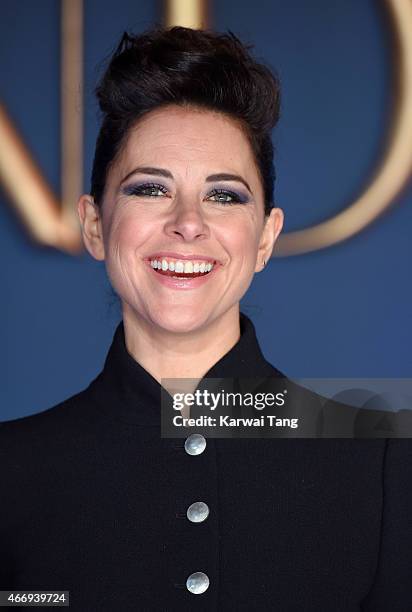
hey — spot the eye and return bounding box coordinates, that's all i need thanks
[207,189,246,205]
[122,182,168,197]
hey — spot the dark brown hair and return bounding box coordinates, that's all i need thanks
[91,26,281,215]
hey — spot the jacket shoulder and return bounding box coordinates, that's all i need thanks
[0,376,102,448]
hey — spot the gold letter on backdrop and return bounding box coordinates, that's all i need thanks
[273,0,412,256]
[0,0,83,254]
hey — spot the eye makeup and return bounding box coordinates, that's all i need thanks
[120,182,250,205]
[207,188,249,205]
[121,182,168,197]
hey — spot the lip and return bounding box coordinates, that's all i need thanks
[145,251,219,264]
[144,258,222,290]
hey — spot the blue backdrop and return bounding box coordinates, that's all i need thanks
[1,0,411,421]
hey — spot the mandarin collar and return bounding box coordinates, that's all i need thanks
[91,312,284,425]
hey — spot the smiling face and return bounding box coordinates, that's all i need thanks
[78,104,283,334]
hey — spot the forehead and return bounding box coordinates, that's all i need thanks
[115,105,259,180]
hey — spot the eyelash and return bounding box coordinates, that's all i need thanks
[123,182,246,205]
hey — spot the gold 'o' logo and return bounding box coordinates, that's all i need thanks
[0,0,411,257]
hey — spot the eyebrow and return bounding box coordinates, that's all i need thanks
[119,166,252,193]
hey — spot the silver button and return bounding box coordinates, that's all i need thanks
[184,433,206,455]
[186,571,210,594]
[186,501,210,523]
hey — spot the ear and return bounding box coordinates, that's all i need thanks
[255,207,284,272]
[77,195,105,261]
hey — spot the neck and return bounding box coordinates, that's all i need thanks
[122,304,241,387]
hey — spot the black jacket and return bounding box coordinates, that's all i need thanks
[1,313,411,610]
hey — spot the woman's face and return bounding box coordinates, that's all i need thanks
[79,105,283,334]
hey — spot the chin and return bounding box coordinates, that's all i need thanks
[147,305,214,334]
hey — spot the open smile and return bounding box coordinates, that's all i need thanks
[143,258,221,290]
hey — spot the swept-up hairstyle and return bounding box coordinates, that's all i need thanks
[91,26,281,215]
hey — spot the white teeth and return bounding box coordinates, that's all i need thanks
[149,258,215,274]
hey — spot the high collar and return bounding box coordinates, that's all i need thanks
[91,312,284,425]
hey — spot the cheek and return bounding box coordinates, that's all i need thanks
[105,210,153,258]
[103,213,154,288]
[218,216,260,264]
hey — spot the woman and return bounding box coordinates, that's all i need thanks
[0,26,410,611]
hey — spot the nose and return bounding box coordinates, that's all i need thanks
[163,197,209,241]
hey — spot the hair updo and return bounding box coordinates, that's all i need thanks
[91,26,281,216]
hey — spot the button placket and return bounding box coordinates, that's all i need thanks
[177,434,211,595]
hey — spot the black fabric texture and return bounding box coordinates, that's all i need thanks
[0,312,411,610]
